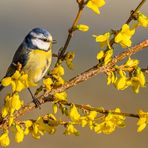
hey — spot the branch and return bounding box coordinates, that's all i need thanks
[0,39,147,129]
[59,101,140,119]
[56,2,84,65]
[48,40,148,95]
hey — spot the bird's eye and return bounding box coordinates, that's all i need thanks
[42,38,48,42]
[43,39,47,42]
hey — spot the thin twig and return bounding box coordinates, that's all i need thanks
[56,3,84,65]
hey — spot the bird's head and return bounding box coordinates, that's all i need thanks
[24,28,56,51]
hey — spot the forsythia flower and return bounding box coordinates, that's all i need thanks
[115,76,128,90]
[51,65,65,86]
[129,68,145,94]
[2,93,23,118]
[52,103,58,114]
[0,131,10,147]
[115,24,135,48]
[31,116,56,139]
[94,32,110,49]
[87,111,97,121]
[104,49,113,65]
[125,57,139,67]
[87,0,105,14]
[137,12,148,27]
[43,77,53,90]
[137,110,148,132]
[65,51,75,69]
[24,120,33,135]
[107,72,116,85]
[96,50,104,60]
[15,125,24,143]
[51,65,64,76]
[77,24,89,32]
[1,70,30,92]
[54,92,67,101]
[64,124,79,136]
[69,105,81,122]
[94,108,125,134]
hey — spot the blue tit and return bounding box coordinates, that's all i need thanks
[0,27,56,107]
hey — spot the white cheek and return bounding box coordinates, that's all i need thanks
[32,39,50,50]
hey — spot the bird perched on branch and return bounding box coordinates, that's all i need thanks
[0,27,56,107]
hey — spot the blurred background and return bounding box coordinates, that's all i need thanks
[0,0,148,147]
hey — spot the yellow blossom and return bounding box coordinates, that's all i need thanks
[115,76,127,90]
[77,24,89,32]
[51,65,64,76]
[96,50,104,60]
[1,77,12,87]
[93,108,125,134]
[131,69,145,93]
[15,125,24,143]
[137,110,148,132]
[87,111,97,120]
[104,49,113,65]
[0,132,10,147]
[54,92,67,101]
[2,70,30,92]
[53,74,65,86]
[107,72,116,85]
[53,103,58,114]
[87,0,105,14]
[11,93,23,111]
[125,57,139,67]
[9,116,14,126]
[65,51,75,69]
[2,93,23,118]
[64,124,79,136]
[43,78,53,90]
[69,105,80,121]
[94,32,110,49]
[115,24,135,48]
[24,120,33,135]
[81,119,88,127]
[137,12,148,27]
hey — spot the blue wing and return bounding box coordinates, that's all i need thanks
[5,43,29,77]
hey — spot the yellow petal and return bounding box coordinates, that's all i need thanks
[15,126,24,143]
[0,132,10,147]
[115,76,127,90]
[96,50,104,60]
[11,70,21,79]
[69,105,80,121]
[77,24,89,32]
[1,77,12,87]
[137,123,147,132]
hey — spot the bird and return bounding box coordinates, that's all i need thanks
[0,27,56,107]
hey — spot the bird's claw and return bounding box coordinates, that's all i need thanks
[32,97,41,109]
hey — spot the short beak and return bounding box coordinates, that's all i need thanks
[52,39,57,44]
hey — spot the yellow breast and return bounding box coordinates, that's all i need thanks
[23,49,52,84]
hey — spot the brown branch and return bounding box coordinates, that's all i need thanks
[0,39,147,129]
[59,101,140,118]
[56,2,84,65]
[126,0,146,24]
[48,40,148,95]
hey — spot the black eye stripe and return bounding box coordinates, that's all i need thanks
[40,38,49,42]
[31,35,49,42]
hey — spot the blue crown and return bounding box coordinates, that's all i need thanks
[31,28,50,38]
